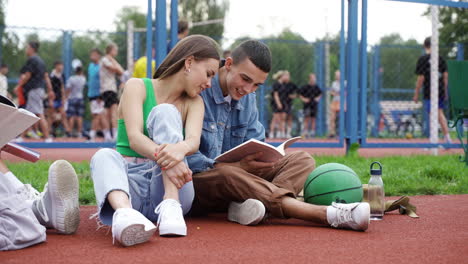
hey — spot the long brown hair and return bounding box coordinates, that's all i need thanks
[153,35,220,79]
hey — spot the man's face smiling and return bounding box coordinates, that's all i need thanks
[224,58,268,100]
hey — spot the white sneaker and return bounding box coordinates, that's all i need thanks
[44,137,54,143]
[228,199,266,226]
[32,160,80,234]
[327,202,370,231]
[112,208,157,247]
[154,199,187,236]
[14,137,24,143]
[16,184,40,200]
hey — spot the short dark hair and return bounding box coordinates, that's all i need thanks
[75,66,83,74]
[178,20,189,34]
[424,37,431,49]
[231,40,272,73]
[106,43,117,54]
[28,41,40,52]
[91,48,103,56]
[54,60,63,67]
[0,63,8,68]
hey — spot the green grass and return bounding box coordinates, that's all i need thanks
[5,155,468,205]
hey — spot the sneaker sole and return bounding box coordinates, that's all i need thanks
[120,224,157,246]
[48,160,80,234]
[159,224,187,236]
[228,199,265,226]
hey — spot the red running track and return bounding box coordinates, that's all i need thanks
[2,195,468,264]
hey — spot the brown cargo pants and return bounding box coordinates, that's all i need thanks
[191,151,315,218]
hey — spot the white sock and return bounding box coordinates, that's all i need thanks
[89,130,96,139]
[326,206,336,225]
[1,171,24,190]
[112,128,118,139]
[104,129,112,140]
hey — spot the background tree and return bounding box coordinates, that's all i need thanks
[112,6,147,67]
[179,0,229,43]
[425,6,468,59]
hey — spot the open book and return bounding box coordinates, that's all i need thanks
[0,95,41,162]
[215,136,301,163]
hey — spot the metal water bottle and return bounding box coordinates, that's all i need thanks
[368,162,385,220]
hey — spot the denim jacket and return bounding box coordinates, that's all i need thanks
[187,75,265,173]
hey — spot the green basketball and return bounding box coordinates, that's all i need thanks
[304,163,363,205]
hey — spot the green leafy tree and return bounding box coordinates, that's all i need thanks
[438,6,468,59]
[425,6,468,59]
[112,6,147,67]
[179,0,229,43]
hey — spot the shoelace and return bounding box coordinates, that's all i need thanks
[16,184,40,200]
[35,183,50,224]
[154,199,181,228]
[331,202,357,227]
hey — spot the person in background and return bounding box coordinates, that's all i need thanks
[413,37,451,143]
[87,48,105,142]
[269,70,287,139]
[132,48,156,79]
[299,73,322,138]
[66,66,86,138]
[47,61,72,138]
[99,43,124,142]
[15,41,54,143]
[0,64,10,98]
[167,20,190,53]
[283,72,298,138]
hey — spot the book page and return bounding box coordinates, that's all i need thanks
[0,104,40,148]
[276,136,302,155]
[215,139,284,163]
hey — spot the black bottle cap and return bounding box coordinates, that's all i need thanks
[370,161,382,176]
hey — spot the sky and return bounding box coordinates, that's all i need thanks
[5,0,433,47]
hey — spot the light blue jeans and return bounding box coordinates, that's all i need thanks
[90,104,194,225]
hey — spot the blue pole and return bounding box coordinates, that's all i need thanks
[170,0,179,50]
[371,46,381,137]
[456,43,464,61]
[155,0,167,67]
[339,0,346,145]
[146,0,153,78]
[62,31,72,81]
[348,0,359,145]
[359,0,368,144]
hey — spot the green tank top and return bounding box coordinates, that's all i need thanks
[116,78,157,157]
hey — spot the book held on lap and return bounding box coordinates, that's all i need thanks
[0,95,41,162]
[215,136,302,163]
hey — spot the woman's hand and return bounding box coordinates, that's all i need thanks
[155,142,190,170]
[163,161,192,189]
